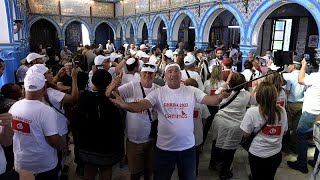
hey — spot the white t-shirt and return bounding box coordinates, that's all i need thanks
[240,106,288,158]
[121,73,140,85]
[9,99,59,174]
[193,103,210,146]
[181,69,204,91]
[145,85,206,151]
[302,73,320,114]
[46,88,68,136]
[149,55,158,65]
[118,82,160,143]
[208,58,222,73]
[0,126,6,174]
[203,80,225,95]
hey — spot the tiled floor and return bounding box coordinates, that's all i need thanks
[66,132,315,180]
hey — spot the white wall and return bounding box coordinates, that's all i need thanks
[0,2,10,43]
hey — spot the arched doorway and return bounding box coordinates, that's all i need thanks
[208,10,240,50]
[177,16,195,51]
[137,18,148,44]
[255,3,318,66]
[30,19,59,52]
[65,21,90,52]
[125,20,135,44]
[157,21,167,48]
[95,23,114,47]
[142,24,148,44]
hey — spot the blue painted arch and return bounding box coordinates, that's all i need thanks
[150,14,169,40]
[198,2,245,44]
[169,8,199,42]
[247,0,320,47]
[62,18,92,39]
[136,16,149,39]
[124,18,137,39]
[92,20,116,40]
[29,16,62,38]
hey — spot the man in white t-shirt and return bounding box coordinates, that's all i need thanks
[181,54,204,91]
[9,73,65,179]
[149,46,161,65]
[288,59,320,174]
[111,63,230,180]
[107,62,159,180]
[121,58,140,85]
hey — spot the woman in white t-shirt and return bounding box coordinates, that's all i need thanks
[240,82,288,180]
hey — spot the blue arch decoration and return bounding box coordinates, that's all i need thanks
[29,16,62,38]
[92,20,116,39]
[247,0,320,47]
[62,18,92,39]
[198,2,245,44]
[136,16,149,39]
[124,18,137,38]
[169,8,199,42]
[115,21,125,39]
[149,14,170,40]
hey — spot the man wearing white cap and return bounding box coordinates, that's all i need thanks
[9,73,65,179]
[111,62,230,180]
[26,52,45,65]
[106,63,159,180]
[181,54,204,91]
[121,58,140,85]
[157,49,174,79]
[136,44,148,59]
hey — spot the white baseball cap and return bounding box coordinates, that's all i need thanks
[165,50,174,59]
[165,63,181,72]
[24,73,46,92]
[141,63,156,73]
[26,53,45,63]
[126,58,136,65]
[130,49,137,55]
[94,55,110,65]
[184,54,196,65]
[140,44,148,50]
[110,52,122,61]
[173,51,179,55]
[26,64,48,75]
[260,55,270,60]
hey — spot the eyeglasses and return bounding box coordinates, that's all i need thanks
[142,64,156,69]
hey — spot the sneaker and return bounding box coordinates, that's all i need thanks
[287,161,308,173]
[308,160,316,168]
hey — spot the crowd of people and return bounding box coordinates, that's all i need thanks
[0,40,320,180]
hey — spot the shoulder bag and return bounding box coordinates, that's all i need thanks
[240,122,267,151]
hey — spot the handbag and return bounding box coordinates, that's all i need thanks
[240,122,267,151]
[139,82,158,140]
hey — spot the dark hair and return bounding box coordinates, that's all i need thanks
[126,58,139,71]
[92,70,112,91]
[184,78,199,88]
[244,60,253,69]
[229,73,246,91]
[151,46,158,54]
[1,83,15,98]
[256,82,282,125]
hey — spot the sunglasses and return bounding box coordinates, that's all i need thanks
[142,64,156,69]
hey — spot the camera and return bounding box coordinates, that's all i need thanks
[304,54,310,63]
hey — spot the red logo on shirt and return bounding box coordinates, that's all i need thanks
[248,82,253,87]
[12,119,31,133]
[193,110,199,118]
[262,125,281,136]
[210,89,216,95]
[276,100,285,107]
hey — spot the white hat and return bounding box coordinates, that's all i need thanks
[292,60,301,65]
[173,51,179,55]
[130,49,137,55]
[26,53,45,63]
[126,58,136,65]
[261,55,270,60]
[140,44,148,50]
[110,52,122,61]
[184,54,196,65]
[124,44,129,48]
[165,50,174,59]
[141,63,156,73]
[24,73,46,92]
[26,64,48,75]
[94,55,110,65]
[270,64,280,71]
[165,63,181,73]
[140,52,150,59]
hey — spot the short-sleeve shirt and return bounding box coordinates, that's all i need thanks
[240,106,288,158]
[9,99,59,174]
[193,103,210,146]
[118,82,160,143]
[181,70,204,91]
[283,70,305,102]
[145,85,206,151]
[302,73,320,114]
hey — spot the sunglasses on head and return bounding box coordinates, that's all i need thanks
[142,64,156,69]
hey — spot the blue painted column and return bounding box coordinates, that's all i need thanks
[58,37,65,50]
[115,38,121,49]
[0,44,20,86]
[90,36,95,45]
[168,40,178,51]
[195,42,209,50]
[239,44,257,68]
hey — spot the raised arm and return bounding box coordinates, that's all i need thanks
[298,59,307,85]
[0,113,14,147]
[201,89,230,106]
[110,91,153,112]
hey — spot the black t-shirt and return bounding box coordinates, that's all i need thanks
[77,91,124,155]
[59,72,89,91]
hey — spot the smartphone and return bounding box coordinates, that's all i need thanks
[304,54,310,63]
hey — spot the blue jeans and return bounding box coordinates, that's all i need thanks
[154,147,196,180]
[296,111,317,166]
